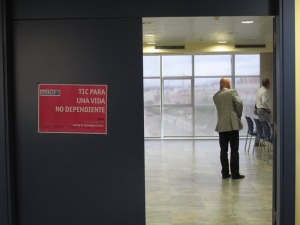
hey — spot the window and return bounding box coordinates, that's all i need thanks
[163,79,192,105]
[143,54,261,138]
[143,56,160,77]
[194,55,232,76]
[235,54,261,134]
[143,55,161,137]
[162,55,192,77]
[235,54,260,76]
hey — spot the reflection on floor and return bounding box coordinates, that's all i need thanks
[145,139,273,225]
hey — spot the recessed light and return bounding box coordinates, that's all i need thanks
[241,21,254,24]
[147,42,156,45]
[218,41,227,44]
[145,34,155,37]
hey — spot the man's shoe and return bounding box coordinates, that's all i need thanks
[222,174,231,179]
[232,174,245,179]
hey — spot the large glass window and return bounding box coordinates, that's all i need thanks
[163,107,193,136]
[235,77,260,136]
[162,55,192,77]
[235,54,260,76]
[144,79,161,137]
[144,79,161,106]
[235,54,260,135]
[144,106,161,137]
[143,54,261,138]
[143,55,161,137]
[162,79,192,137]
[143,56,160,77]
[163,79,191,105]
[194,55,232,76]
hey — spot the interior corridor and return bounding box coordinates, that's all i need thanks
[145,139,272,225]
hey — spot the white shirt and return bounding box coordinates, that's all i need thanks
[255,86,270,109]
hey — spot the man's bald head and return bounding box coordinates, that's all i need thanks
[220,78,230,89]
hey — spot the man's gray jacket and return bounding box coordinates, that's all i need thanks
[213,88,243,132]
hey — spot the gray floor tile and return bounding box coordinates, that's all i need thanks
[145,139,272,225]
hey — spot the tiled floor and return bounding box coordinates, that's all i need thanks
[145,139,273,225]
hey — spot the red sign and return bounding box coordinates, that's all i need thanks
[38,84,107,134]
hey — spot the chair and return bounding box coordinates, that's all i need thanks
[253,118,264,155]
[244,116,257,152]
[261,121,273,163]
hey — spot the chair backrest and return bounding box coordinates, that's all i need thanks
[261,121,272,142]
[253,118,264,139]
[245,116,255,135]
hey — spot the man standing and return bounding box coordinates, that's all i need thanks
[213,78,245,179]
[255,78,271,123]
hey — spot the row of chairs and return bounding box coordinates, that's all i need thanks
[244,116,273,163]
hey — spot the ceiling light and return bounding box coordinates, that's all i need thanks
[218,41,227,44]
[147,42,156,45]
[241,20,254,24]
[145,34,155,37]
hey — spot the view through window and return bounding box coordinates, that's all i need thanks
[143,54,260,138]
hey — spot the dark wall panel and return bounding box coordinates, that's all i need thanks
[279,0,295,223]
[0,0,8,223]
[11,0,278,19]
[12,18,145,225]
[2,0,280,224]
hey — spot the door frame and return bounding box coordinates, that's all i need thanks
[0,0,296,224]
[274,0,296,224]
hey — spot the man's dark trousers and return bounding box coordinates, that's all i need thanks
[219,130,239,176]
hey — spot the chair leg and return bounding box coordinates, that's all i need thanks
[267,143,273,163]
[257,141,261,157]
[247,136,252,152]
[257,139,261,158]
[244,134,249,151]
[256,139,262,157]
[259,140,266,158]
[263,142,269,161]
[252,137,255,154]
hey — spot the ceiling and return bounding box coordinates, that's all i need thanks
[142,16,274,47]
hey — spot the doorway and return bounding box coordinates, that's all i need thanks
[143,16,274,224]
